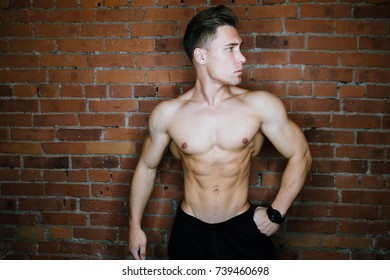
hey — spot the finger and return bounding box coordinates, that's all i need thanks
[130,246,141,260]
[139,245,146,260]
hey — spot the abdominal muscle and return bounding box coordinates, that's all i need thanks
[174,144,256,223]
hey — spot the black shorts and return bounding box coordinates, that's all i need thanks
[168,206,276,260]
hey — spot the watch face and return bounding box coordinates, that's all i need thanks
[267,207,284,224]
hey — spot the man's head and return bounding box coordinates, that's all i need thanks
[183,5,239,63]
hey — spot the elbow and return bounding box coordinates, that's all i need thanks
[304,147,312,173]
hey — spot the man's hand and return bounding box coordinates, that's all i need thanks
[129,228,147,260]
[253,206,280,236]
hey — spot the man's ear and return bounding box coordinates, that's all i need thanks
[194,48,206,65]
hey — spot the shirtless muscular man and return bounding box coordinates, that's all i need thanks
[129,5,312,260]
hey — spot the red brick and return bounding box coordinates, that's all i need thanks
[96,70,144,83]
[240,19,283,33]
[42,212,86,226]
[330,205,378,219]
[0,143,41,154]
[57,39,103,52]
[41,55,87,68]
[0,213,37,225]
[290,51,338,66]
[24,156,69,169]
[131,23,178,36]
[34,114,78,127]
[1,70,46,83]
[343,100,389,114]
[47,9,95,23]
[41,99,87,113]
[357,131,389,145]
[304,67,353,82]
[359,37,390,51]
[287,220,337,233]
[341,53,390,68]
[155,38,184,52]
[72,156,119,169]
[308,36,357,50]
[11,129,55,141]
[354,4,390,18]
[305,130,354,144]
[292,98,340,112]
[285,19,333,33]
[104,128,147,141]
[1,183,45,196]
[145,8,194,21]
[38,84,60,98]
[80,199,125,213]
[19,198,64,211]
[314,83,338,97]
[0,55,40,68]
[332,115,381,129]
[35,24,81,37]
[245,51,288,65]
[89,170,111,182]
[336,146,385,160]
[339,85,365,98]
[252,68,301,81]
[336,20,389,35]
[342,190,390,205]
[355,69,390,83]
[0,99,38,113]
[110,85,132,98]
[45,183,89,197]
[317,160,368,174]
[48,70,94,83]
[256,35,305,49]
[79,114,125,127]
[301,4,351,18]
[147,69,196,83]
[57,129,102,141]
[366,85,389,98]
[42,143,86,154]
[106,39,154,53]
[90,213,127,227]
[87,54,135,68]
[89,100,137,112]
[0,24,34,37]
[105,0,128,7]
[74,228,117,241]
[92,184,128,198]
[136,54,190,67]
[62,84,83,97]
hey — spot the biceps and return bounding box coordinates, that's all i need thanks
[140,133,170,169]
[262,119,308,159]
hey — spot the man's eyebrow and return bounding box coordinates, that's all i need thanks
[224,42,243,47]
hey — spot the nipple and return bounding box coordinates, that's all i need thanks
[181,143,187,149]
[242,138,249,145]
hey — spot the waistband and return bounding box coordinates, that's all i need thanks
[176,204,254,230]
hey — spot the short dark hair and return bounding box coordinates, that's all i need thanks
[183,5,239,62]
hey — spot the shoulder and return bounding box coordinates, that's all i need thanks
[148,98,184,132]
[242,89,287,118]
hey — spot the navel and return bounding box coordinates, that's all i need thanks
[181,143,187,149]
[242,138,249,145]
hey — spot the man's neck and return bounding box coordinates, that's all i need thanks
[192,79,233,109]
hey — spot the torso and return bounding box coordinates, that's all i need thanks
[166,87,265,223]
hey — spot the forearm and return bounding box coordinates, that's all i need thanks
[271,149,312,215]
[129,163,157,229]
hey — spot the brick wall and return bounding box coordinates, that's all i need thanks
[0,0,389,259]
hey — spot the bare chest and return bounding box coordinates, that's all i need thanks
[168,106,260,154]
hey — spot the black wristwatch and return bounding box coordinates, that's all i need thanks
[266,206,285,224]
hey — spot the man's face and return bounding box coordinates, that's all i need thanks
[203,25,246,86]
